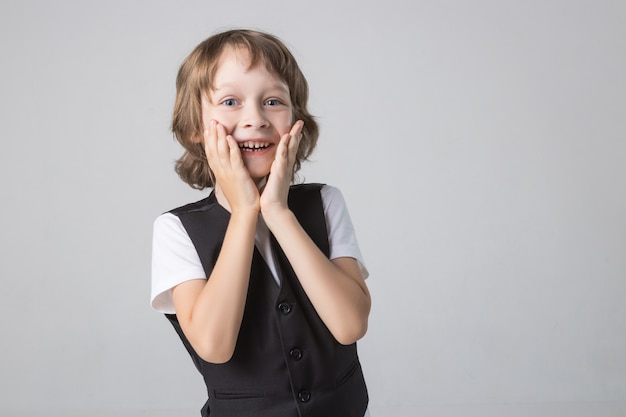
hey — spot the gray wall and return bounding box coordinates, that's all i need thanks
[1,1,625,416]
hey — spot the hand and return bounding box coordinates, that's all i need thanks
[204,120,260,213]
[260,120,304,219]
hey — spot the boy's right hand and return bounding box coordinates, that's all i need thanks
[204,120,260,213]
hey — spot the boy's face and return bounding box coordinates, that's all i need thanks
[201,47,294,182]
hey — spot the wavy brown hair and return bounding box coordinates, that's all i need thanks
[171,29,319,190]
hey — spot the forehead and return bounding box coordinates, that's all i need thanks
[216,46,252,68]
[215,46,272,76]
[211,46,287,90]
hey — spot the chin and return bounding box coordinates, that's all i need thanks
[243,167,266,181]
[244,164,271,182]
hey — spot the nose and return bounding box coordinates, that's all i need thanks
[242,103,269,128]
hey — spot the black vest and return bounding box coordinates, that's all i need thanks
[165,184,368,417]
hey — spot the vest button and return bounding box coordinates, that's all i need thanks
[277,302,292,315]
[298,390,311,403]
[289,348,303,361]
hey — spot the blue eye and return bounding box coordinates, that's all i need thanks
[221,98,239,106]
[265,99,282,106]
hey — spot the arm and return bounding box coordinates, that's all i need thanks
[171,209,257,363]
[264,209,371,345]
[261,122,371,345]
[172,121,260,363]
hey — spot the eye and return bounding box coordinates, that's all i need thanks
[265,98,283,106]
[221,98,239,106]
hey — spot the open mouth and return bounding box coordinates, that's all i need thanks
[238,141,272,152]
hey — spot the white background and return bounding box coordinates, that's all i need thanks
[1,1,625,416]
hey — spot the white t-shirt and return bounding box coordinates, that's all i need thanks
[151,185,368,314]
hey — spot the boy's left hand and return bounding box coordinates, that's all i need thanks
[260,120,303,218]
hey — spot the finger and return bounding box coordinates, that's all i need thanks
[275,132,290,164]
[287,120,304,162]
[288,120,304,138]
[226,135,243,166]
[215,122,231,163]
[204,120,218,162]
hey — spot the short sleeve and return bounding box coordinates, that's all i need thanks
[321,185,369,279]
[151,212,207,314]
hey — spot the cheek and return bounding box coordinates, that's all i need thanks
[200,97,213,127]
[202,108,236,133]
[276,113,295,134]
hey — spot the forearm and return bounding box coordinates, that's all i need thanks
[264,209,371,345]
[174,208,258,363]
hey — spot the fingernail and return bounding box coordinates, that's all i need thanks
[210,120,216,127]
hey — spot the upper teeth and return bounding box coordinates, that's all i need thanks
[239,142,269,149]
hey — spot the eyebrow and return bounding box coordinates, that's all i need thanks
[213,82,290,95]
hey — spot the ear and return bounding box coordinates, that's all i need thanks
[191,131,204,144]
